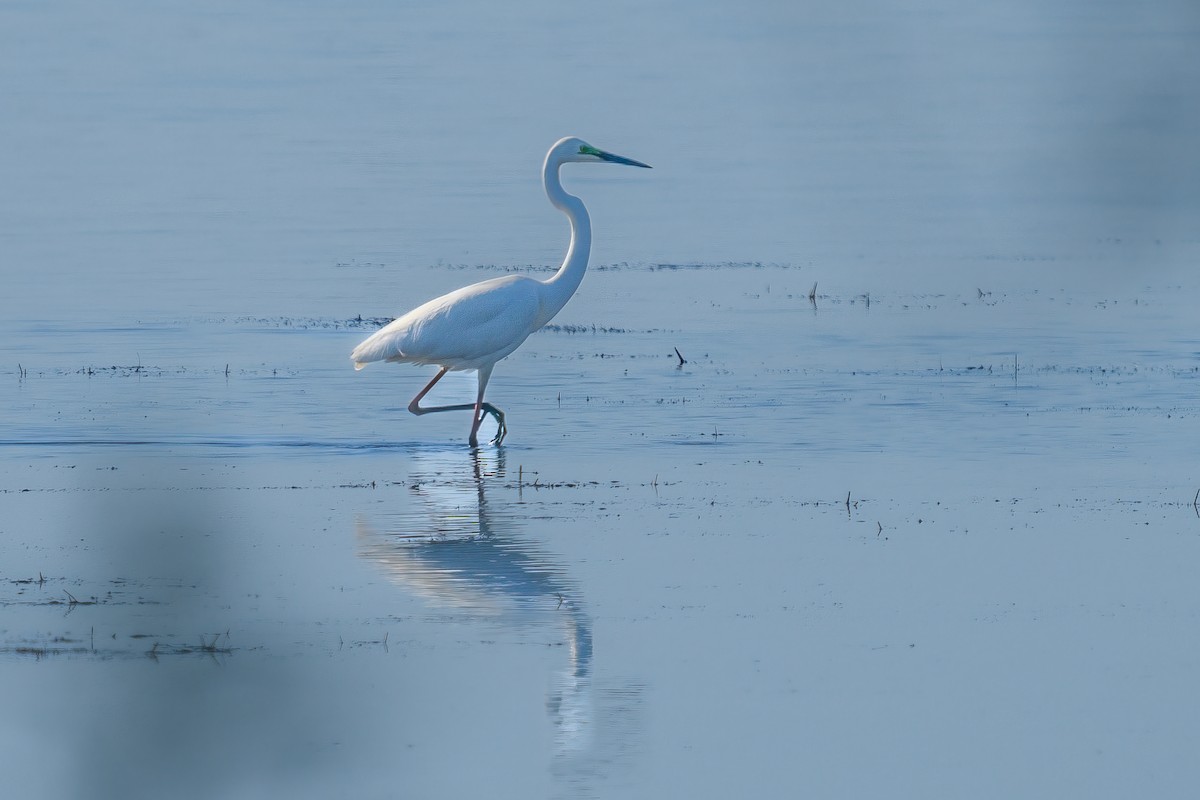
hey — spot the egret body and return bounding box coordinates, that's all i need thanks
[351,137,650,446]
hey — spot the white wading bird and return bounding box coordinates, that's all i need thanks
[351,137,651,446]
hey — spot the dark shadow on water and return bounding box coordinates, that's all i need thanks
[355,448,642,793]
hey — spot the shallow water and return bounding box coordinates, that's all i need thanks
[3,276,1199,799]
[3,1,1200,798]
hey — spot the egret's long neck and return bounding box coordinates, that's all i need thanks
[539,158,591,324]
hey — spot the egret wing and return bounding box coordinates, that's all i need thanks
[352,275,543,370]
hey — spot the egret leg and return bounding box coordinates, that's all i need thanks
[468,365,506,447]
[407,367,451,415]
[408,367,480,415]
[407,366,506,447]
[409,367,487,424]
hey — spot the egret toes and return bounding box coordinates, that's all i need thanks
[485,405,507,445]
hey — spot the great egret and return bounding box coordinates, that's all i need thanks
[351,137,651,446]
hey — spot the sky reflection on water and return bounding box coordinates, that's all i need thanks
[2,0,1199,796]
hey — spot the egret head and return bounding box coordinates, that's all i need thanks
[551,137,652,169]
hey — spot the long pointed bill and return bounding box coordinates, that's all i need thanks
[598,150,652,168]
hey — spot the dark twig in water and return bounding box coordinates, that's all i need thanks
[808,282,817,304]
[1193,487,1199,518]
[674,347,686,367]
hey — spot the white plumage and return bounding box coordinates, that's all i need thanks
[353,275,544,371]
[351,137,650,446]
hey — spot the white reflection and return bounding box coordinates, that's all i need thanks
[355,449,595,757]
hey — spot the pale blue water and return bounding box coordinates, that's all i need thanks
[2,2,1200,798]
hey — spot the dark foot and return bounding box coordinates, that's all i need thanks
[481,403,507,445]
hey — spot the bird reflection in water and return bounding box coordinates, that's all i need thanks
[354,448,596,757]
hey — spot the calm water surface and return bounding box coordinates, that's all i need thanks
[2,1,1199,798]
